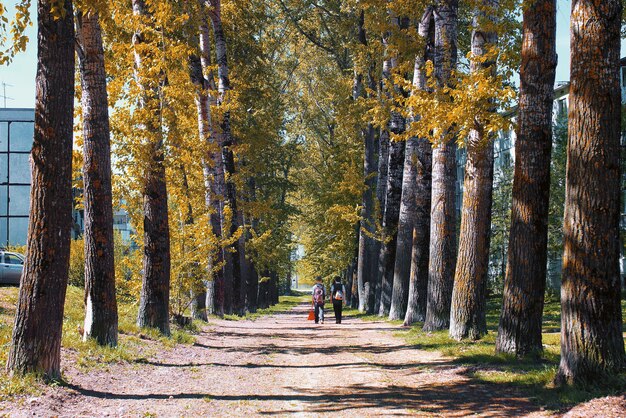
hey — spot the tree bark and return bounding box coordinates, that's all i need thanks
[6,0,75,379]
[190,285,208,321]
[377,10,406,317]
[258,272,270,309]
[423,0,458,332]
[372,127,389,314]
[208,0,244,315]
[354,11,379,314]
[75,11,118,346]
[205,280,215,315]
[190,21,227,317]
[133,0,171,336]
[378,135,405,317]
[449,0,498,341]
[358,118,378,313]
[555,0,625,385]
[390,7,434,322]
[496,0,556,356]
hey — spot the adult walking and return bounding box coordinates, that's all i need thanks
[330,277,346,324]
[312,277,326,324]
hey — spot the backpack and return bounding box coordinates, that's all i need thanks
[313,285,324,304]
[333,283,344,300]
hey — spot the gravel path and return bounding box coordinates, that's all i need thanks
[2,301,621,417]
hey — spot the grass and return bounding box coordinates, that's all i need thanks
[388,295,626,411]
[222,293,310,321]
[0,284,200,400]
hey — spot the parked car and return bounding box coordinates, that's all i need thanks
[0,251,24,285]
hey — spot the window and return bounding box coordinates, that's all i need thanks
[3,253,23,265]
[9,122,33,152]
[0,114,34,247]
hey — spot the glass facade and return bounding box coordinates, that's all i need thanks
[0,109,34,247]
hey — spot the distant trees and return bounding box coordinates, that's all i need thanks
[555,0,625,385]
[6,0,75,378]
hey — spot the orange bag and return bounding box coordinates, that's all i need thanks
[307,309,315,320]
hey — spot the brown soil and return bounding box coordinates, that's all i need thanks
[1,302,624,417]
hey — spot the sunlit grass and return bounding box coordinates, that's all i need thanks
[0,284,199,400]
[391,294,626,410]
[222,294,309,321]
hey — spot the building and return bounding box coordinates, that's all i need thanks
[0,108,34,247]
[113,207,133,243]
[0,107,133,248]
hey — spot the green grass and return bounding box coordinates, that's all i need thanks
[391,295,626,411]
[0,285,199,400]
[343,306,405,326]
[222,293,310,321]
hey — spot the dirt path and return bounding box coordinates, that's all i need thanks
[2,302,553,417]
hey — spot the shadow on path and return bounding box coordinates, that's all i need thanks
[64,379,538,417]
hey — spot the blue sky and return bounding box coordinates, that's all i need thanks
[0,0,622,108]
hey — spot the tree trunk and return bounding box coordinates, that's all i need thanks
[246,186,260,312]
[190,285,208,321]
[76,11,118,346]
[555,0,625,385]
[205,280,215,315]
[378,136,405,317]
[238,216,249,311]
[268,271,279,305]
[389,8,434,321]
[258,273,270,309]
[423,0,458,332]
[388,137,418,321]
[6,0,75,379]
[372,128,389,314]
[358,122,378,314]
[449,0,498,341]
[351,256,359,308]
[496,0,556,356]
[403,7,435,326]
[354,11,379,314]
[377,11,406,317]
[133,0,171,336]
[190,22,227,317]
[208,0,244,316]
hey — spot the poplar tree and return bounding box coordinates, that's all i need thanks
[207,0,245,315]
[555,0,625,385]
[6,0,75,379]
[76,4,119,346]
[449,0,499,341]
[402,7,434,326]
[133,0,171,335]
[423,0,458,332]
[496,0,556,356]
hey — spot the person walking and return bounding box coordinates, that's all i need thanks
[312,277,326,324]
[330,277,346,324]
